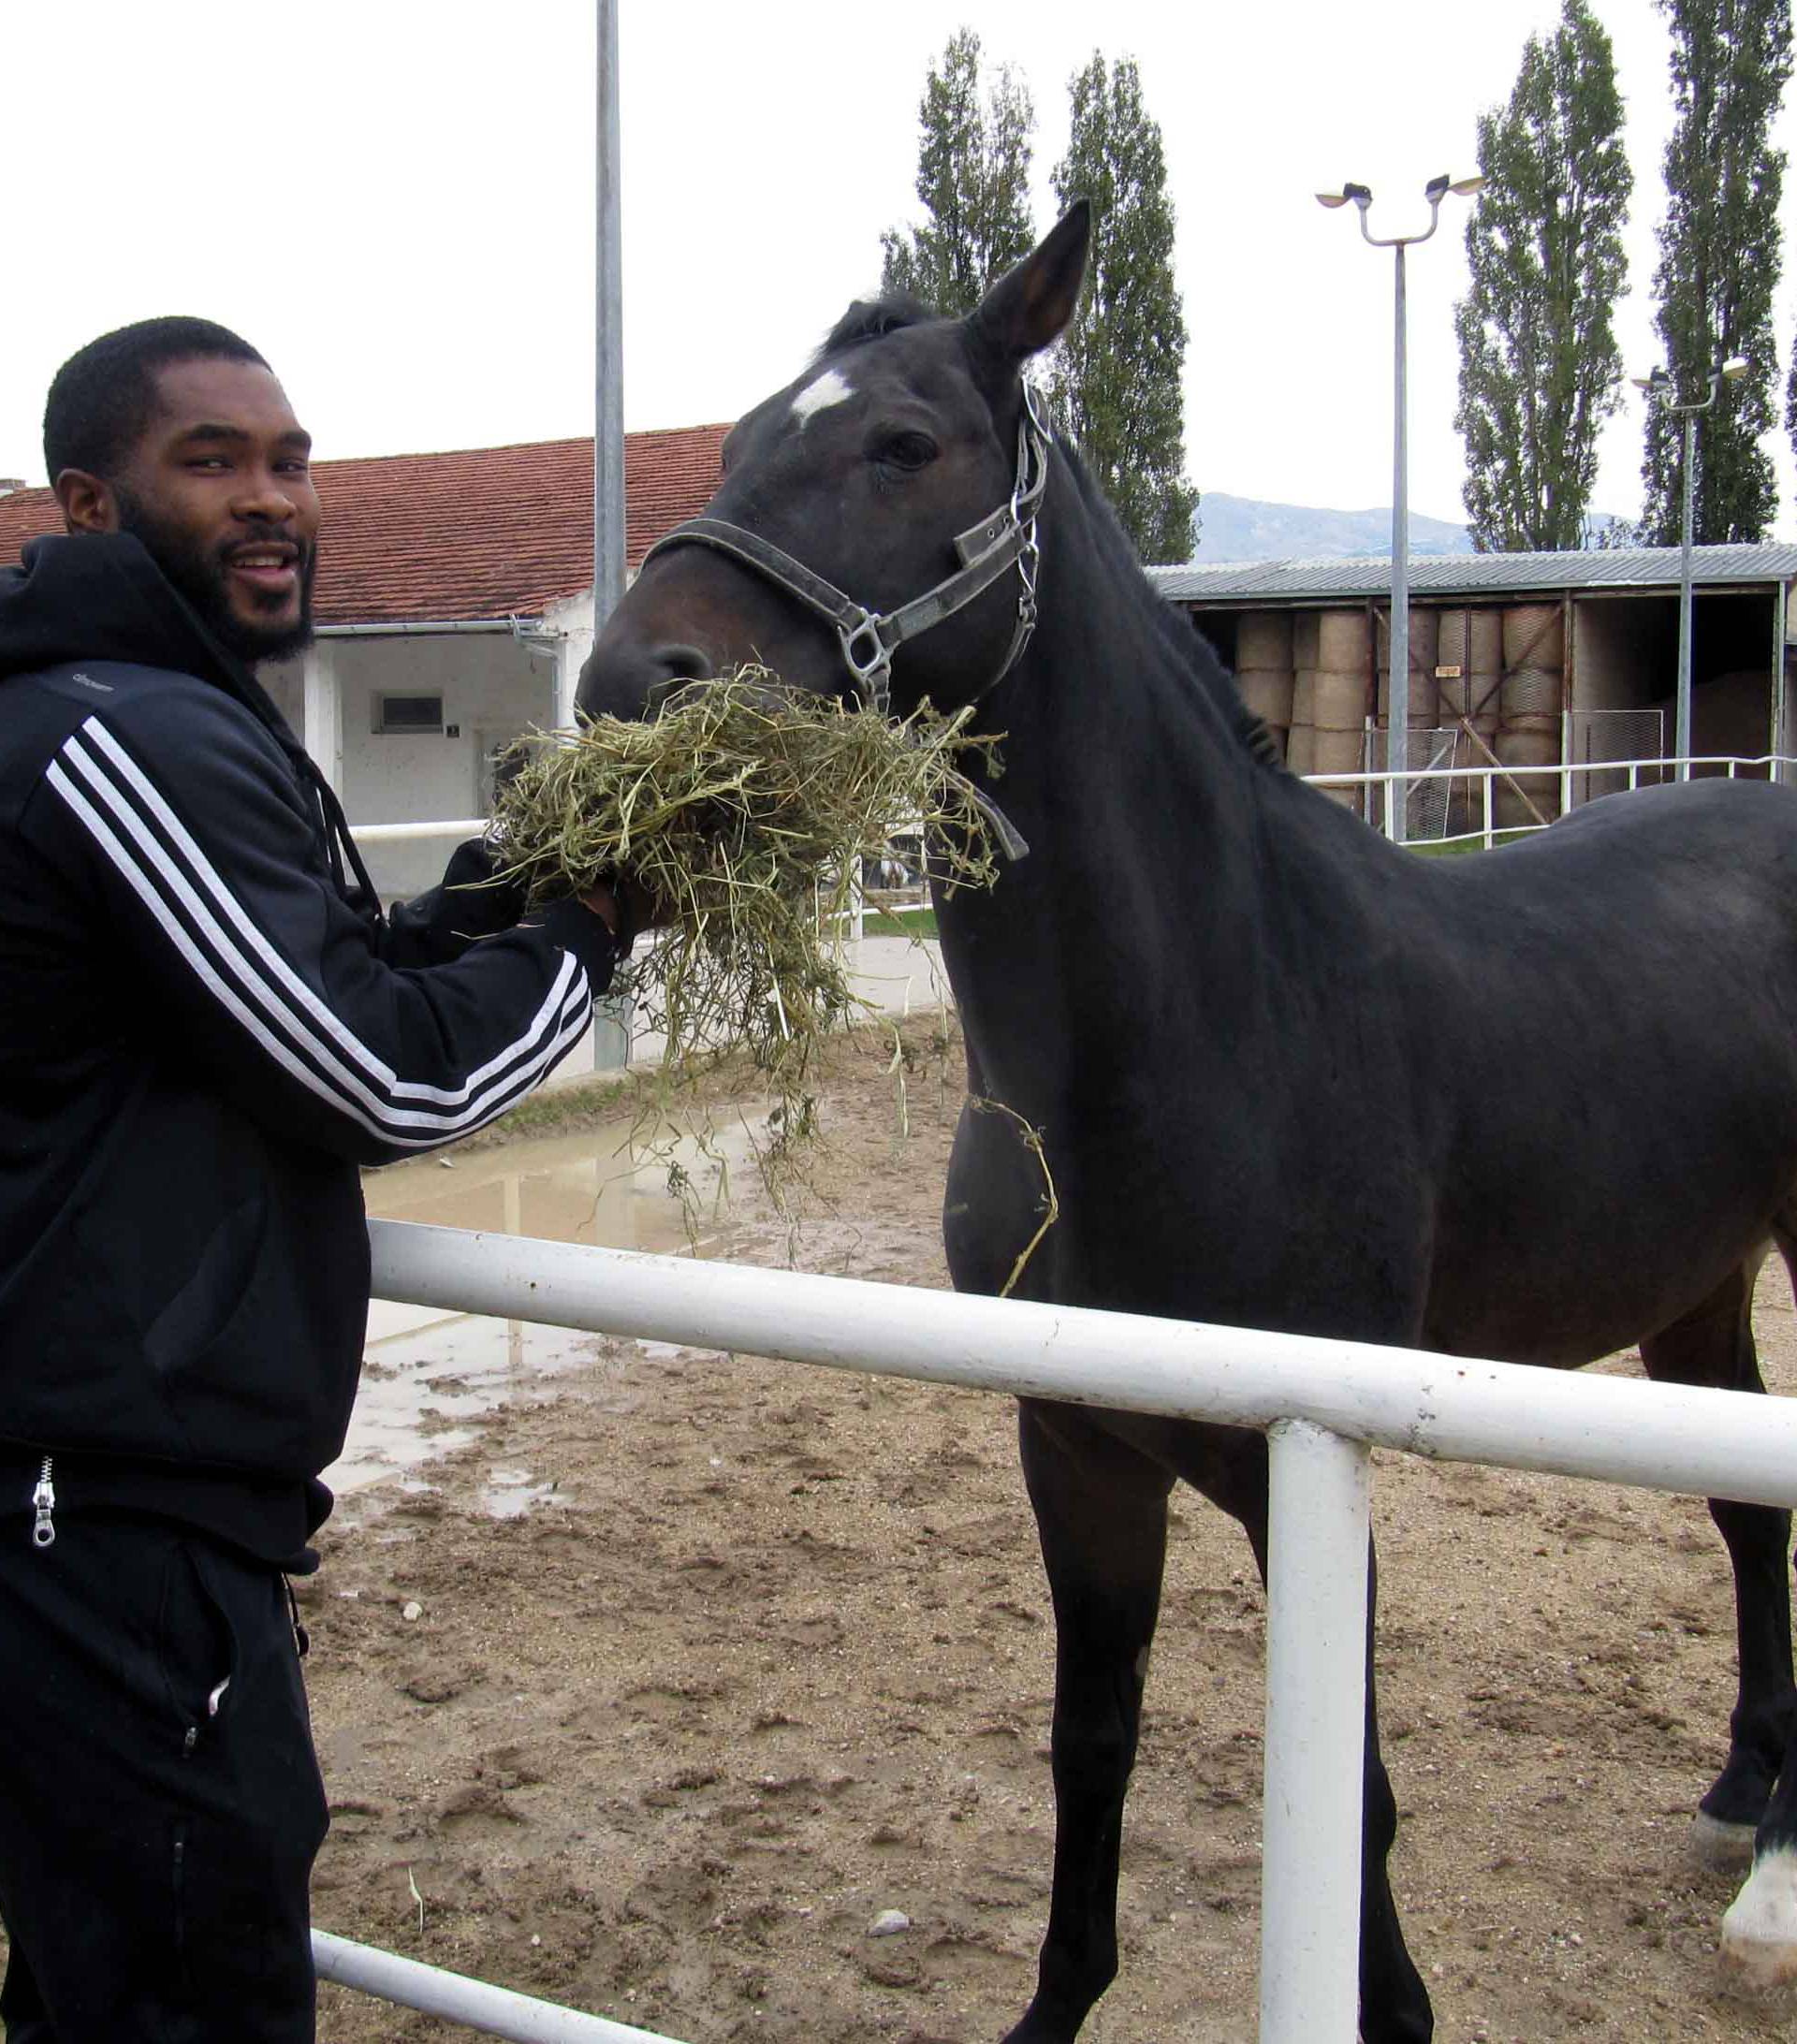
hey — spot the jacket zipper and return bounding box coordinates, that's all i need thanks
[30,1458,54,1548]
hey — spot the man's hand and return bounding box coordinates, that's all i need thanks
[576,874,667,948]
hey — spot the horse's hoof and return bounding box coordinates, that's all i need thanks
[1692,1811,1760,1870]
[1720,1847,1797,1990]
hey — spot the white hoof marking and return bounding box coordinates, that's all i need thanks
[1721,1846,1797,1989]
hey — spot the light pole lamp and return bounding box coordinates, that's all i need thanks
[1318,173,1484,841]
[1630,357,1750,781]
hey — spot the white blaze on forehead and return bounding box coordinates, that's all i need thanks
[791,368,855,428]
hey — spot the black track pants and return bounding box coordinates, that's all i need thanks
[0,1517,328,2042]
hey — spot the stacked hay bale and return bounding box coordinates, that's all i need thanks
[1311,608,1372,807]
[1374,606,1443,737]
[1437,607,1505,831]
[1287,611,1322,778]
[1234,611,1295,764]
[1437,606,1504,736]
[1495,604,1565,826]
[1373,606,1444,832]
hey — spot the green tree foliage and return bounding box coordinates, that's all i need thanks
[1642,0,1790,544]
[1454,0,1631,552]
[880,28,1035,317]
[1047,54,1196,564]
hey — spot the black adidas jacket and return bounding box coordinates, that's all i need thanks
[0,533,616,1561]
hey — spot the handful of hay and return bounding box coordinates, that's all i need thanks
[486,673,999,1198]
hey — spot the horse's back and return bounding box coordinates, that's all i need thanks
[1432,776,1797,924]
[945,773,1797,1364]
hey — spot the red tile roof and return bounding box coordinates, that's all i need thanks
[0,423,730,626]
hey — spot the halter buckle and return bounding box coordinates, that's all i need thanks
[840,610,894,708]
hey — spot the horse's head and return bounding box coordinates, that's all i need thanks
[579,204,1089,725]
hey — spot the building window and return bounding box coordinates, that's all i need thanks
[373,693,445,735]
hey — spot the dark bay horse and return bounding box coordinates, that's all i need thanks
[580,205,1797,2039]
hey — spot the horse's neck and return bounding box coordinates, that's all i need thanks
[974,482,1263,887]
[936,490,1273,1054]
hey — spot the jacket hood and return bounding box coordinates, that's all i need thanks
[0,532,296,747]
[0,532,383,911]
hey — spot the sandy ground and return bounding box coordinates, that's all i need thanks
[302,1014,1797,2043]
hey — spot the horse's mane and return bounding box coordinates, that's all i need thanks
[1049,439,1288,774]
[817,295,940,359]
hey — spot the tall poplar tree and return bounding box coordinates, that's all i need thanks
[1454,0,1630,551]
[1048,53,1196,564]
[880,29,1035,317]
[1642,0,1790,545]
[1789,331,1797,476]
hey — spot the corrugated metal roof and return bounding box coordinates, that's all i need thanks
[1149,544,1797,606]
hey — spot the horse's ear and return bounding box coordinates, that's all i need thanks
[967,201,1090,371]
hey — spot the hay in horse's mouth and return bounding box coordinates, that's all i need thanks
[483,671,999,1207]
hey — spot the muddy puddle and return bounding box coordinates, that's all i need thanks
[330,1109,764,1503]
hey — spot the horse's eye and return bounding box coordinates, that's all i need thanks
[872,431,939,474]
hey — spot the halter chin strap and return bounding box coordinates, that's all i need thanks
[636,382,1052,720]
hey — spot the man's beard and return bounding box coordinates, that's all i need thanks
[114,488,317,666]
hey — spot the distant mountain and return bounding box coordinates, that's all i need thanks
[1187,494,1632,562]
[1191,493,1474,562]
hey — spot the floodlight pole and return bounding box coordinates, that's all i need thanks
[592,0,625,655]
[1318,176,1482,841]
[1677,403,1697,779]
[1634,361,1747,781]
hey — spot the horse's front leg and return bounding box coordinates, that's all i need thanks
[1001,1401,1175,2044]
[1358,1540,1435,2043]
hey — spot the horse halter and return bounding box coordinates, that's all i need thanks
[636,381,1053,721]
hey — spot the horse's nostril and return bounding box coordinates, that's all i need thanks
[642,647,714,718]
[658,645,712,685]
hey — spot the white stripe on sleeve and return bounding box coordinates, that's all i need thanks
[47,728,590,1147]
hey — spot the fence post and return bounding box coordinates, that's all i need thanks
[1260,1419,1372,2044]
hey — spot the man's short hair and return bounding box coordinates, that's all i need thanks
[43,317,269,484]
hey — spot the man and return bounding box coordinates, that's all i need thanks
[0,318,634,2040]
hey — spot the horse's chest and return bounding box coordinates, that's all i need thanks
[943,1088,1424,1331]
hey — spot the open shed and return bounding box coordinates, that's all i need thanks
[1150,545,1797,830]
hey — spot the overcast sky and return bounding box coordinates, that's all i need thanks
[6,0,1793,538]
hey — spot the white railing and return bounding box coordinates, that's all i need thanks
[313,1930,672,2041]
[1305,754,1797,849]
[347,755,1796,872]
[352,817,489,843]
[346,1218,1797,2044]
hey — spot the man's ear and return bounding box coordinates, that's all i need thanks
[52,469,120,535]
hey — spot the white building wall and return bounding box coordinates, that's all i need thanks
[545,590,595,726]
[261,658,303,734]
[264,626,566,883]
[337,635,548,825]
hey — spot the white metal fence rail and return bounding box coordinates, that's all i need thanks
[1308,752,1797,848]
[347,1218,1797,2044]
[312,1930,674,2041]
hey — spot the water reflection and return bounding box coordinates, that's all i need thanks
[330,1108,765,1501]
[361,1109,767,1253]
